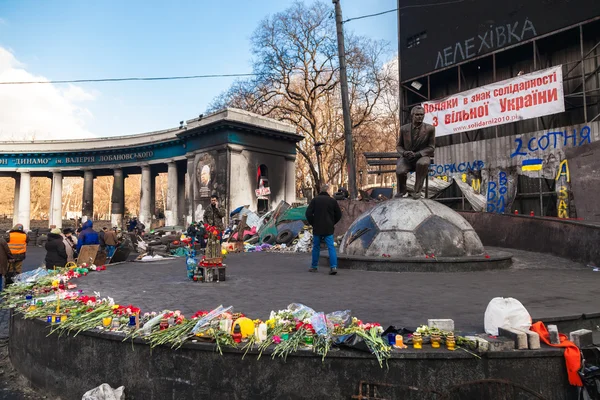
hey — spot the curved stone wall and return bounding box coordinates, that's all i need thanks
[459,212,600,265]
[9,314,574,400]
[335,200,600,266]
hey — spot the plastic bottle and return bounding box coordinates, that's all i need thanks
[186,254,197,280]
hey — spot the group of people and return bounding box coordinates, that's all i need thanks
[0,220,129,289]
[46,220,121,270]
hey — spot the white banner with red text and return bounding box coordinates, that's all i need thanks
[422,66,565,136]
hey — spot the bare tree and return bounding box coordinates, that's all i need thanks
[208,1,392,192]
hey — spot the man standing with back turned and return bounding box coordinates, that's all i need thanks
[7,224,28,283]
[305,183,342,275]
[396,105,435,199]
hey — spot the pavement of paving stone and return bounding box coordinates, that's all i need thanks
[0,245,596,400]
[68,246,599,333]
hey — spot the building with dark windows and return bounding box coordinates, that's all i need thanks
[391,0,600,219]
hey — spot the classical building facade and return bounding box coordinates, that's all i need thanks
[0,108,302,230]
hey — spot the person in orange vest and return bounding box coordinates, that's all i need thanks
[7,224,28,282]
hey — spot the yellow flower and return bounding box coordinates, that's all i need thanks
[111,305,119,310]
[51,280,59,288]
[266,319,275,329]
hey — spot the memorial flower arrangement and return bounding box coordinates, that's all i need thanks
[343,318,391,367]
[1,267,476,366]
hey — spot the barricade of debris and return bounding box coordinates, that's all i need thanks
[222,201,313,253]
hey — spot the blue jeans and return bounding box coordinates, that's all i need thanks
[107,245,116,258]
[311,234,337,268]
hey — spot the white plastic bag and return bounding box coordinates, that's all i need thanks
[82,383,125,400]
[12,267,51,285]
[484,297,532,335]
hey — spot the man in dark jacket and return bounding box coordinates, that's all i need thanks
[305,184,342,275]
[0,236,13,290]
[76,220,100,252]
[203,195,226,231]
[45,228,68,270]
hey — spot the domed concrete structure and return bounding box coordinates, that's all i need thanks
[340,198,485,258]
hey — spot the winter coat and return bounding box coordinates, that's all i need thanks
[0,237,13,275]
[128,220,138,232]
[187,224,197,237]
[104,230,117,246]
[45,233,68,269]
[203,205,226,231]
[63,235,77,263]
[305,192,342,236]
[76,220,100,252]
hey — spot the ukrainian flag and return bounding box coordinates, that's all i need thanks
[521,158,543,171]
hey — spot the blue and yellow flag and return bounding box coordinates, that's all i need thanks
[521,158,543,171]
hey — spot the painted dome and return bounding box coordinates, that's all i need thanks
[340,198,485,258]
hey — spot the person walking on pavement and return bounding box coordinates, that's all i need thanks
[0,236,14,290]
[45,228,68,270]
[7,223,28,283]
[305,183,342,275]
[103,227,118,258]
[203,195,226,231]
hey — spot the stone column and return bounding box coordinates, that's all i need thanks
[186,157,195,224]
[49,176,55,226]
[17,171,31,231]
[285,156,297,203]
[12,175,20,225]
[166,162,179,226]
[150,167,156,219]
[177,164,186,226]
[111,168,125,229]
[139,165,152,232]
[82,170,94,222]
[51,171,63,228]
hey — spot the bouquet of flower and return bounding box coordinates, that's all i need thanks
[144,310,196,349]
[342,318,391,367]
[204,224,222,259]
